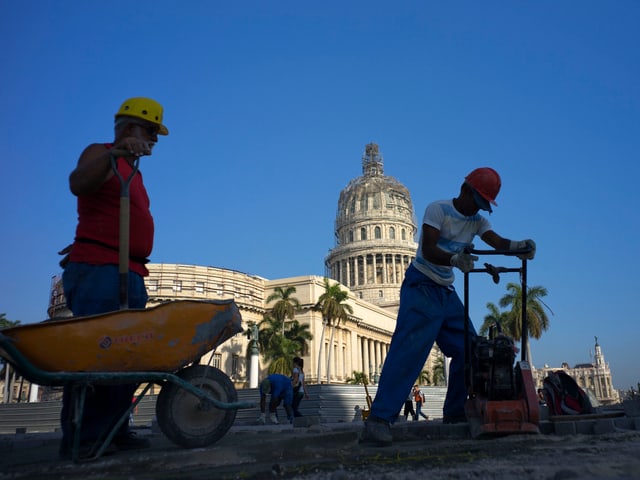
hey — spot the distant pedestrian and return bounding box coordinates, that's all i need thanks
[129,396,139,426]
[413,385,428,420]
[257,374,294,425]
[403,391,416,421]
[291,357,309,417]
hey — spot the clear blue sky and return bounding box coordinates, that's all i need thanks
[1,1,638,391]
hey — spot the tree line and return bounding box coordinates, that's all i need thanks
[252,278,554,387]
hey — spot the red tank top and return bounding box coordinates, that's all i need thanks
[69,145,154,276]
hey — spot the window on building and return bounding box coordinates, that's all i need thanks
[173,280,182,292]
[195,281,204,293]
[147,279,158,291]
[401,229,406,240]
[232,354,239,376]
[212,353,222,369]
[349,230,354,242]
[374,226,381,239]
[378,290,383,297]
[361,227,367,240]
[389,227,395,239]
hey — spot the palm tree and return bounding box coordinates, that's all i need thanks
[265,337,300,375]
[266,286,301,336]
[417,369,431,385]
[257,314,282,355]
[256,314,313,376]
[345,371,369,385]
[286,320,312,356]
[0,313,20,329]
[499,282,552,364]
[431,353,447,386]
[479,302,510,337]
[313,278,353,384]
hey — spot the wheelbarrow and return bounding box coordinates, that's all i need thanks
[0,299,254,461]
[0,148,253,462]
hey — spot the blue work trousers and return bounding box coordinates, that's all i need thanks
[60,262,148,443]
[370,264,476,423]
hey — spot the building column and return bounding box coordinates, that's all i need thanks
[372,254,377,284]
[368,339,376,382]
[350,331,359,375]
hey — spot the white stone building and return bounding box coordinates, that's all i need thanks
[533,336,620,406]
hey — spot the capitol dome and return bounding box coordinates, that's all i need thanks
[325,143,418,312]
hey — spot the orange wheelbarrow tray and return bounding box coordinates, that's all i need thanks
[0,299,255,461]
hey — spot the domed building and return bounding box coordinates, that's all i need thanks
[325,143,418,312]
[42,143,433,391]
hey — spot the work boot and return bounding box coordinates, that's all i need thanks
[113,431,151,451]
[59,439,117,461]
[359,416,392,446]
[442,415,467,424]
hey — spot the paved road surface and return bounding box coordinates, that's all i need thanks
[1,420,640,479]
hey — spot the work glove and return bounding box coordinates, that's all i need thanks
[510,239,536,260]
[450,252,478,273]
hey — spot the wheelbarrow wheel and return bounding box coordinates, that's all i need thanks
[156,364,237,448]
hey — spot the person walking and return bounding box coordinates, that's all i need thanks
[59,97,168,459]
[413,385,428,420]
[257,374,294,425]
[360,167,536,446]
[403,390,416,421]
[291,357,309,417]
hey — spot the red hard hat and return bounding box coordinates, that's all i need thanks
[465,167,501,206]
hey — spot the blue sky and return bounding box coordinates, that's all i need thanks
[1,1,638,391]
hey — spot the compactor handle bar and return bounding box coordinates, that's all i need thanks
[464,247,532,257]
[462,247,531,380]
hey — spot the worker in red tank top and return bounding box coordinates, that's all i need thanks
[69,145,154,276]
[59,97,168,460]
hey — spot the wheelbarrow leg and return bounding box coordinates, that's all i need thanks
[73,383,153,462]
[69,384,88,462]
[92,383,153,460]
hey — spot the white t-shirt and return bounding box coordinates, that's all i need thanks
[292,367,304,390]
[412,199,492,286]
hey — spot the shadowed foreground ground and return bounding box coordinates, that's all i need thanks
[1,420,639,480]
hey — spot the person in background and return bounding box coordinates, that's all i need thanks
[413,385,428,420]
[403,389,416,421]
[291,356,309,417]
[257,374,294,425]
[59,97,168,459]
[361,167,536,446]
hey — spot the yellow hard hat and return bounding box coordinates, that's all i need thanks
[115,97,169,135]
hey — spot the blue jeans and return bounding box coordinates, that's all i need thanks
[415,401,428,419]
[369,264,476,423]
[60,263,148,444]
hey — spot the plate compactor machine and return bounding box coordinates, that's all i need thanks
[463,248,540,438]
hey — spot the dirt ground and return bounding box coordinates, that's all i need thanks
[1,422,639,480]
